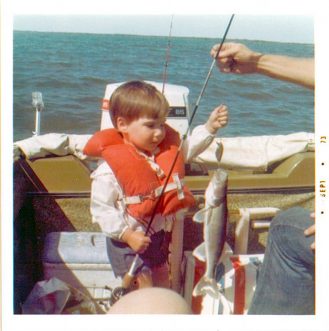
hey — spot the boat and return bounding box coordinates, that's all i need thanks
[13,80,315,314]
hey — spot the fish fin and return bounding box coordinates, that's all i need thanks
[192,276,220,299]
[215,141,223,162]
[192,242,206,262]
[192,207,211,223]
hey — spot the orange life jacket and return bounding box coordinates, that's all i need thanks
[83,125,195,222]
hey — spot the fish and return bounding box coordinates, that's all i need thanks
[192,168,228,298]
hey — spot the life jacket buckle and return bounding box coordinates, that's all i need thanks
[172,173,185,200]
[139,192,156,202]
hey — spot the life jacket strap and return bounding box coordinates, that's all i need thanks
[140,152,166,179]
[172,173,185,200]
[122,174,185,205]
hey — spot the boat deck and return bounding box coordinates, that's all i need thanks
[13,152,314,313]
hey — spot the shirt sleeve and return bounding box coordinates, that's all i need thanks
[90,162,130,240]
[182,124,216,162]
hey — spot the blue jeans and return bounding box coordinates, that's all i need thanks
[248,207,315,315]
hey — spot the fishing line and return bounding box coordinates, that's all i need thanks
[113,14,235,299]
[188,14,235,127]
[162,14,174,94]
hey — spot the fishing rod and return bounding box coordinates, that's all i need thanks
[148,13,235,234]
[111,14,235,303]
[162,14,174,94]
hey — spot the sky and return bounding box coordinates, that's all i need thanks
[13,14,314,43]
[4,0,326,43]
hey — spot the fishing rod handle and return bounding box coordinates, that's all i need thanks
[121,254,140,288]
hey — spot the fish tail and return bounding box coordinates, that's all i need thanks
[192,276,220,299]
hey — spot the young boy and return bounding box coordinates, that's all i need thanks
[84,80,228,290]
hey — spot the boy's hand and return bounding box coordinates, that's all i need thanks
[205,104,229,134]
[121,228,151,253]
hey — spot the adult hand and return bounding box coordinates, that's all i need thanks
[210,42,314,88]
[304,212,315,250]
[210,42,262,74]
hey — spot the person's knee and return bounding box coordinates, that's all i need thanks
[268,207,314,262]
[270,207,311,231]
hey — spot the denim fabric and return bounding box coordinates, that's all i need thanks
[248,207,315,315]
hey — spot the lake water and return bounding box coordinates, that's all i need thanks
[13,31,314,141]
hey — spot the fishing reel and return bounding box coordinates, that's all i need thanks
[109,274,139,306]
[109,286,129,305]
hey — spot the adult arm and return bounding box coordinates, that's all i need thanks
[211,42,314,89]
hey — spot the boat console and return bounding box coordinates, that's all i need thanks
[100,81,190,136]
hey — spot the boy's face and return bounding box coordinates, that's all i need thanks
[118,116,166,154]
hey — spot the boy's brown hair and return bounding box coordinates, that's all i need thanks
[109,81,170,128]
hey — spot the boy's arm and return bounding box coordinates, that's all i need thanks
[90,163,130,240]
[91,163,151,253]
[183,105,228,162]
[182,125,215,163]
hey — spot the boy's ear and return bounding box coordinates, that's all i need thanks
[116,116,129,132]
